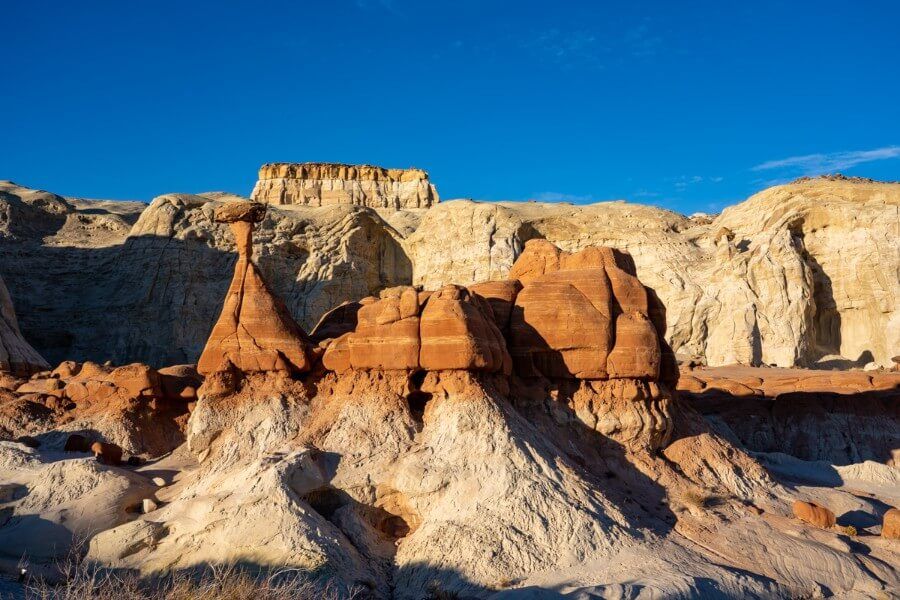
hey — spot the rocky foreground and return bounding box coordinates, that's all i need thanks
[0,195,898,598]
[0,172,897,370]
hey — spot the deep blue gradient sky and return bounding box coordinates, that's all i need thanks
[3,0,899,214]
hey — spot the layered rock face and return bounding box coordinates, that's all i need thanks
[321,284,510,373]
[251,162,439,210]
[0,273,48,375]
[679,365,900,465]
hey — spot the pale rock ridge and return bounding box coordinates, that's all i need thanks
[251,162,439,210]
[0,273,49,375]
[404,178,900,368]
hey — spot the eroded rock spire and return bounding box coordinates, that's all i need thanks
[197,201,312,375]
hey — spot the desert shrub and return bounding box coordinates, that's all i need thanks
[680,489,713,509]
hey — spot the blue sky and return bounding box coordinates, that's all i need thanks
[2,0,899,214]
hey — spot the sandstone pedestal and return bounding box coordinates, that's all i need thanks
[197,202,313,376]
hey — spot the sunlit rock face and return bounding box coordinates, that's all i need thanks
[251,162,439,210]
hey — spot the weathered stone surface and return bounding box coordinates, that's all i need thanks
[0,360,189,456]
[197,210,313,376]
[507,240,665,381]
[251,162,438,210]
[322,284,512,374]
[329,286,421,371]
[212,200,267,224]
[680,366,900,465]
[792,500,836,529]
[1,176,897,371]
[466,279,521,329]
[419,285,510,373]
[0,182,410,367]
[0,272,49,376]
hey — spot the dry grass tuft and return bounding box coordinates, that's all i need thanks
[25,559,354,600]
[679,488,722,510]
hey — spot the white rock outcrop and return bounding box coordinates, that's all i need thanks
[0,274,48,375]
[404,178,900,368]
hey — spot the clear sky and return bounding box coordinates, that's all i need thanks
[3,0,899,214]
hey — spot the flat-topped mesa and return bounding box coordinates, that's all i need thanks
[197,201,313,376]
[250,162,439,210]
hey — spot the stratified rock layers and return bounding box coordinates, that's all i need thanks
[251,162,439,210]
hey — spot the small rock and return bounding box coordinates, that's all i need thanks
[91,441,123,466]
[152,476,167,487]
[883,508,900,540]
[126,456,143,466]
[792,500,835,529]
[142,498,158,513]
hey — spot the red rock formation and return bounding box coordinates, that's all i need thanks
[0,360,191,456]
[506,240,671,381]
[419,285,510,373]
[792,500,836,529]
[197,201,313,376]
[322,284,511,373]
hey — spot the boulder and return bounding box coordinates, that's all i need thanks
[883,508,900,540]
[792,500,836,529]
[322,284,512,374]
[507,241,664,380]
[419,285,510,373]
[197,201,313,375]
[91,441,123,466]
[341,287,421,371]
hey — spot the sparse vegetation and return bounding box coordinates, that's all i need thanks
[840,525,858,536]
[680,488,718,510]
[25,559,354,600]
